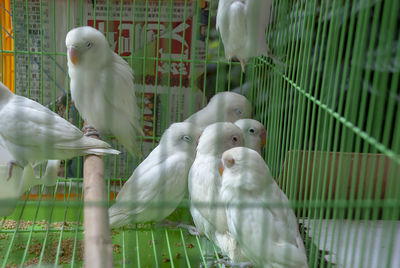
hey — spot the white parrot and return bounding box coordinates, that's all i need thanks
[219,147,308,268]
[109,122,202,228]
[235,119,267,155]
[216,0,274,72]
[184,92,252,129]
[0,82,120,179]
[188,122,248,263]
[66,26,144,156]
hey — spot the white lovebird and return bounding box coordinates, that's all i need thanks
[184,92,252,129]
[0,82,120,178]
[188,122,248,262]
[216,0,273,72]
[219,147,308,268]
[66,26,144,156]
[235,119,267,155]
[109,122,202,228]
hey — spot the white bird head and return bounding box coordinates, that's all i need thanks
[207,92,252,123]
[220,147,270,191]
[185,92,252,128]
[65,26,111,68]
[197,122,243,156]
[159,122,202,154]
[235,119,267,154]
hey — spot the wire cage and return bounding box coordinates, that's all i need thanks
[0,0,399,267]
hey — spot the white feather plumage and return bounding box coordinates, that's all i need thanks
[216,0,273,71]
[188,122,247,262]
[235,119,266,155]
[109,122,202,228]
[66,26,143,156]
[220,147,308,268]
[184,92,252,129]
[0,82,119,171]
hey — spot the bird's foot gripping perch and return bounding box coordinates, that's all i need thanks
[158,220,201,236]
[7,160,23,180]
[82,125,102,138]
[217,259,253,268]
[201,257,253,268]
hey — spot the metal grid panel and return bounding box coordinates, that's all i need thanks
[0,0,399,267]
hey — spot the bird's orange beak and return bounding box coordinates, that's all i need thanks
[68,47,80,65]
[260,129,267,147]
[218,160,224,177]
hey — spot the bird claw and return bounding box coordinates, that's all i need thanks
[217,259,253,268]
[183,224,201,236]
[239,58,246,73]
[82,125,102,138]
[157,219,180,229]
[85,131,102,138]
[199,256,223,268]
[199,254,253,268]
[6,161,14,180]
[158,220,201,236]
[7,161,22,181]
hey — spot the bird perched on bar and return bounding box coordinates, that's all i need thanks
[188,122,249,264]
[109,122,202,228]
[216,0,275,72]
[235,119,267,155]
[219,147,308,268]
[184,92,252,129]
[66,26,144,156]
[0,82,120,179]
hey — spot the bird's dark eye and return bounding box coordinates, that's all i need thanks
[248,128,255,134]
[234,109,242,116]
[232,136,239,143]
[85,41,92,48]
[182,135,192,142]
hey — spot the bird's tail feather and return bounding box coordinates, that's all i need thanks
[109,206,131,228]
[270,243,309,267]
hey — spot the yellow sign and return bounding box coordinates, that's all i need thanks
[0,0,14,92]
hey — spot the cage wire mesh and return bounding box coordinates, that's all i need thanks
[0,0,399,267]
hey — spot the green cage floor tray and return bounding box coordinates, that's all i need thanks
[0,201,219,268]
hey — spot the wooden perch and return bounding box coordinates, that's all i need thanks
[83,129,113,268]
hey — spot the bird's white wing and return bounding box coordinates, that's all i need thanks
[99,53,143,155]
[111,53,143,135]
[245,0,272,56]
[215,0,228,32]
[0,97,83,148]
[217,0,247,58]
[226,204,266,266]
[122,145,166,180]
[110,151,189,226]
[188,155,228,233]
[113,54,141,119]
[227,201,307,267]
[267,181,304,244]
[228,1,247,47]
